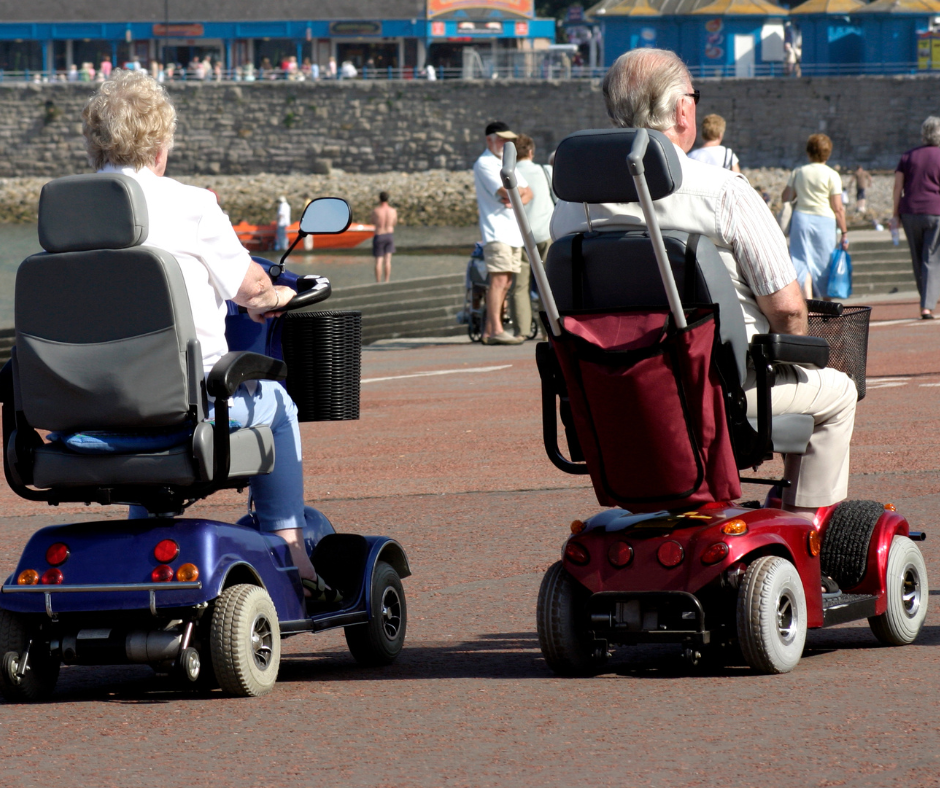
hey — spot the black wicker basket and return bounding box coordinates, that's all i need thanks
[280,310,361,422]
[807,305,871,401]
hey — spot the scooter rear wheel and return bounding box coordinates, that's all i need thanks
[209,584,281,697]
[537,561,607,677]
[0,610,59,702]
[869,535,928,646]
[345,561,407,666]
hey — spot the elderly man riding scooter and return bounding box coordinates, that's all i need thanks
[82,69,335,601]
[551,48,858,519]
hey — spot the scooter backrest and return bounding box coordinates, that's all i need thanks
[15,173,200,433]
[37,173,149,253]
[552,128,682,204]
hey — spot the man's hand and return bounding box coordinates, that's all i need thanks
[496,185,532,206]
[235,261,295,322]
[756,280,808,335]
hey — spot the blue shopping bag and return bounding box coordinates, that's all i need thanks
[826,248,852,299]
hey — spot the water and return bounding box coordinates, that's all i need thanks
[0,224,478,328]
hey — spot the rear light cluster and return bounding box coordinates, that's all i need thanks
[15,538,199,587]
[151,539,200,583]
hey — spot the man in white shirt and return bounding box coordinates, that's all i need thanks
[275,195,291,251]
[551,48,857,517]
[82,70,335,599]
[473,121,532,344]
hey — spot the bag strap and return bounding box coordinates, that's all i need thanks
[683,233,701,304]
[723,147,733,170]
[542,165,557,205]
[571,233,585,310]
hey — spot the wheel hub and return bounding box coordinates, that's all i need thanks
[776,590,798,646]
[250,613,274,670]
[901,563,921,618]
[380,587,402,640]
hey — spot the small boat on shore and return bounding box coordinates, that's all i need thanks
[232,220,375,251]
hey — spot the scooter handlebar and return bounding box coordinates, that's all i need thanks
[500,142,518,190]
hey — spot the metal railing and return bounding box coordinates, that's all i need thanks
[1,61,938,83]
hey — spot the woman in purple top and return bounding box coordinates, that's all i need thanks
[892,116,940,318]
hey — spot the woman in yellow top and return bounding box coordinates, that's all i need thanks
[781,134,849,298]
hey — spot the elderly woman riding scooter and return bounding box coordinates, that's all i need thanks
[82,69,336,602]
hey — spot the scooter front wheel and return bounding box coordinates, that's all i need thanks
[0,609,59,702]
[210,584,281,697]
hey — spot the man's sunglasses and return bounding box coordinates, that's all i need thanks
[685,89,700,105]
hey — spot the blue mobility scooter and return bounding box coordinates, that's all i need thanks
[0,174,410,700]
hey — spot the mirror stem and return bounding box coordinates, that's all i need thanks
[279,231,306,269]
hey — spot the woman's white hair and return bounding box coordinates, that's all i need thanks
[922,116,940,147]
[82,69,176,171]
[601,48,691,131]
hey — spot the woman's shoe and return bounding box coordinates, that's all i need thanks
[922,313,935,320]
[301,576,343,604]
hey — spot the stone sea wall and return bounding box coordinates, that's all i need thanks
[0,169,895,228]
[0,75,936,182]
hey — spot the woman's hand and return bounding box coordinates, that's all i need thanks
[840,233,849,251]
[247,285,296,323]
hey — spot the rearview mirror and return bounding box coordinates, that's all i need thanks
[299,197,352,235]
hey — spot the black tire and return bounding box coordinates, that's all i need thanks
[209,584,281,697]
[821,500,884,589]
[869,535,929,645]
[345,561,407,666]
[536,561,606,677]
[468,313,483,343]
[527,315,539,340]
[736,556,807,674]
[0,610,59,702]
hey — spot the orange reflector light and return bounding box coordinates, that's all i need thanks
[154,539,179,563]
[808,530,821,557]
[721,520,748,536]
[176,563,199,582]
[17,569,39,586]
[884,503,897,512]
[564,541,590,566]
[701,542,730,565]
[151,565,174,583]
[570,519,585,534]
[657,541,684,568]
[40,568,63,585]
[45,542,69,566]
[607,541,633,568]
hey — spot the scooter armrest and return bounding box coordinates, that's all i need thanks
[206,352,288,399]
[749,334,829,369]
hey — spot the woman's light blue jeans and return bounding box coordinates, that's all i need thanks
[131,380,305,532]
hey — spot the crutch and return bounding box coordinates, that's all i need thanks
[500,128,687,333]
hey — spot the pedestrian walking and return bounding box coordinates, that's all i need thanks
[688,114,740,172]
[855,164,872,214]
[892,116,940,319]
[781,133,848,298]
[371,191,398,283]
[512,133,554,338]
[472,121,532,345]
[275,195,291,252]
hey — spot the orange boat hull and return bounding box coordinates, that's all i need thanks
[232,220,375,251]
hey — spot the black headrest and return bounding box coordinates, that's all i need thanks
[38,173,149,253]
[552,128,683,204]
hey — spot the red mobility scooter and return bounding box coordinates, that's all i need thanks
[501,129,928,675]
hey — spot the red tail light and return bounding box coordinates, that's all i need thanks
[657,541,684,568]
[40,568,63,585]
[154,539,179,563]
[564,541,590,566]
[607,541,633,568]
[45,543,69,566]
[701,542,730,565]
[151,565,174,583]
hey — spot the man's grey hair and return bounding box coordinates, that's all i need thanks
[601,48,691,132]
[922,116,940,147]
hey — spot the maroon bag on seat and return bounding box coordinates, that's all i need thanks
[551,306,741,512]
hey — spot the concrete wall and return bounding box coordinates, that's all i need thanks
[0,75,937,178]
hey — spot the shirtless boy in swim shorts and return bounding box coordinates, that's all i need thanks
[371,191,398,283]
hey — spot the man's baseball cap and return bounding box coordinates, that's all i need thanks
[485,121,518,139]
